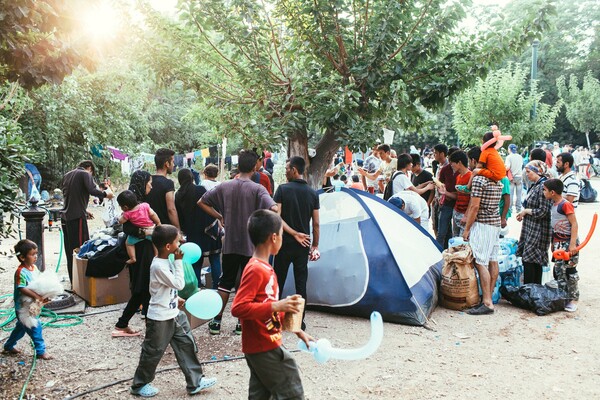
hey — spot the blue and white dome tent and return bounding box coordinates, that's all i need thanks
[281,188,443,326]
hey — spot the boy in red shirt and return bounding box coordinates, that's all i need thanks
[232,210,313,399]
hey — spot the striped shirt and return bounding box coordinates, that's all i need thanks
[559,171,579,208]
[471,176,501,227]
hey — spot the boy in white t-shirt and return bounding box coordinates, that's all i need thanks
[130,225,217,397]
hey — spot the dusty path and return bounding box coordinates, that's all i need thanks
[1,179,599,399]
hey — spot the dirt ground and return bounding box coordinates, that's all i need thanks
[1,179,600,400]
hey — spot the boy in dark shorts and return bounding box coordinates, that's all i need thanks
[232,210,313,399]
[542,179,580,312]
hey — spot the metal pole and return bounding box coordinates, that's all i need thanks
[22,198,46,271]
[530,39,540,120]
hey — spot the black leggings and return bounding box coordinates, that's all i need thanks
[523,261,543,284]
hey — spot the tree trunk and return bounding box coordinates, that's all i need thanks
[287,128,339,189]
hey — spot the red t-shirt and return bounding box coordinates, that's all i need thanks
[258,172,272,195]
[231,257,284,354]
[454,171,472,213]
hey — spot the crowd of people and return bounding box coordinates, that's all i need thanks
[324,131,585,318]
[3,134,591,398]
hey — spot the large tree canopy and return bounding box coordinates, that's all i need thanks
[557,72,600,148]
[144,0,555,186]
[0,0,83,89]
[452,64,562,146]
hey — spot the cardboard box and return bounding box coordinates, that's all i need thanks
[73,255,131,307]
[183,308,209,330]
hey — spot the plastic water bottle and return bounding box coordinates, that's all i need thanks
[492,277,501,304]
[449,237,466,247]
[498,255,509,273]
[541,265,553,285]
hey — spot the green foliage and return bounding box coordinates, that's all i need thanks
[509,0,600,144]
[142,0,556,185]
[0,115,34,237]
[557,72,600,143]
[0,0,83,89]
[452,64,562,146]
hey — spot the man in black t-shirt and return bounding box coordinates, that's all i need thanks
[273,156,320,330]
[145,148,179,228]
[61,160,113,283]
[410,153,434,206]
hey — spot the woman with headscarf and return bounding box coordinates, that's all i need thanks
[175,169,222,289]
[516,160,553,284]
[113,170,154,336]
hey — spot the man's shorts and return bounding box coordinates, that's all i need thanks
[218,253,251,292]
[469,222,500,266]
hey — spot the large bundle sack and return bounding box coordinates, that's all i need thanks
[440,244,479,310]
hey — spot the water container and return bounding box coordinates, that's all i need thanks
[508,254,517,269]
[492,277,501,304]
[541,265,553,285]
[500,264,524,288]
[449,236,466,247]
[498,255,510,273]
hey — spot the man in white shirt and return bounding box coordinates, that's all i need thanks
[390,153,434,198]
[389,191,430,231]
[504,144,524,212]
[556,152,580,208]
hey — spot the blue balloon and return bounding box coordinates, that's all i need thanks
[185,289,223,320]
[180,242,202,264]
[298,311,383,364]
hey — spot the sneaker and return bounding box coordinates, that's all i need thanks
[189,377,217,395]
[565,302,578,312]
[234,322,242,335]
[545,279,559,289]
[208,319,221,335]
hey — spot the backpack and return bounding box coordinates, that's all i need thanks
[579,179,597,203]
[383,171,403,201]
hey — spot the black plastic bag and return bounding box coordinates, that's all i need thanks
[580,179,597,203]
[500,284,568,316]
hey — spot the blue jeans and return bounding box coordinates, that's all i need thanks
[4,317,46,355]
[193,253,222,290]
[436,204,454,250]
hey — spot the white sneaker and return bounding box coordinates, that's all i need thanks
[545,279,558,289]
[189,377,217,394]
[565,302,578,312]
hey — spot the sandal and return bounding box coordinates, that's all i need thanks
[130,384,159,397]
[466,303,494,315]
[38,353,54,360]
[2,347,21,355]
[111,326,141,337]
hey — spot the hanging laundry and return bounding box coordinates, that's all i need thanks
[209,146,218,157]
[194,150,202,157]
[186,152,195,159]
[201,148,210,158]
[174,154,185,169]
[107,146,128,161]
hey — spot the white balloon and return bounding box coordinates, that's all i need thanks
[298,311,383,363]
